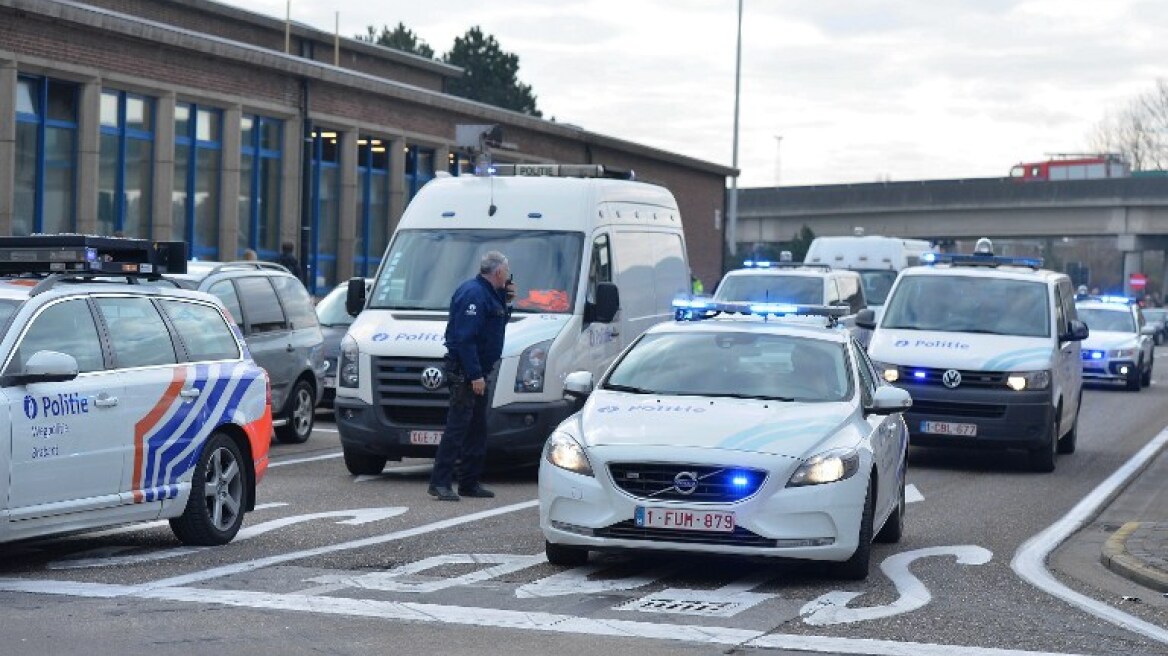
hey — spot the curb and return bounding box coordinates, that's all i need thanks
[1101,521,1168,593]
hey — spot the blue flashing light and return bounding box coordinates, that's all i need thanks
[912,370,927,379]
[921,252,938,264]
[921,252,1042,269]
[731,475,749,487]
[672,298,711,310]
[1090,351,1104,360]
[1097,295,1135,305]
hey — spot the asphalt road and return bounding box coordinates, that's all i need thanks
[2,357,1168,656]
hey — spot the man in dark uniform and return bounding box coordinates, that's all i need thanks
[428,251,515,501]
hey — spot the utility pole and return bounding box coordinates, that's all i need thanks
[727,0,743,258]
[774,135,783,186]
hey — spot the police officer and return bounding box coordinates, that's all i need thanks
[428,251,515,501]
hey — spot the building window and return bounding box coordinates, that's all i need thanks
[239,115,283,260]
[173,102,221,260]
[14,76,78,235]
[99,90,154,238]
[405,145,434,202]
[310,129,341,294]
[357,137,390,278]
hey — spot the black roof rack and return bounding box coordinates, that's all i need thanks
[202,261,290,275]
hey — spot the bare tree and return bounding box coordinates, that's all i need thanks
[1091,79,1168,171]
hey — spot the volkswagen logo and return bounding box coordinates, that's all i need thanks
[942,369,962,389]
[420,366,445,391]
[673,471,699,495]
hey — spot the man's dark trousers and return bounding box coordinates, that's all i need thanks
[431,381,488,490]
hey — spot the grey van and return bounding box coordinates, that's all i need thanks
[171,261,325,443]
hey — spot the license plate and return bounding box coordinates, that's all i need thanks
[635,506,735,533]
[920,420,977,436]
[324,376,336,389]
[409,430,443,445]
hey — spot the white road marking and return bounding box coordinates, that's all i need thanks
[515,561,680,599]
[1011,425,1168,646]
[313,426,340,433]
[58,502,289,540]
[309,553,545,593]
[617,571,775,617]
[906,483,924,504]
[800,546,992,625]
[268,452,343,467]
[0,578,1093,656]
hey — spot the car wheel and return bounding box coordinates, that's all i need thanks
[1028,412,1058,473]
[169,432,247,546]
[874,475,905,544]
[343,444,387,475]
[545,540,589,566]
[276,379,315,444]
[1126,361,1142,391]
[1057,394,1080,455]
[1141,355,1153,387]
[832,478,874,580]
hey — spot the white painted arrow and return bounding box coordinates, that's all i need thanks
[48,507,409,570]
[906,483,924,504]
[516,561,681,598]
[799,545,992,625]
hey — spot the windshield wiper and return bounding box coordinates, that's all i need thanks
[603,383,653,394]
[713,393,796,402]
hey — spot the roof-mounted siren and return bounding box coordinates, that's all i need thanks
[0,235,187,276]
[456,124,519,176]
[974,237,994,256]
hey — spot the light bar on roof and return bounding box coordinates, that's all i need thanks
[670,297,848,323]
[920,252,1042,269]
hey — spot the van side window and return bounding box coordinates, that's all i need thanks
[1053,285,1068,335]
[271,276,318,330]
[159,299,241,362]
[850,341,875,406]
[207,280,244,327]
[234,277,288,333]
[587,234,612,303]
[825,278,842,307]
[838,275,864,313]
[96,297,178,368]
[7,299,105,374]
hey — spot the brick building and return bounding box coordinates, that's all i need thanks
[0,0,731,293]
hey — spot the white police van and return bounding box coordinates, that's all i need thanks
[0,236,272,545]
[335,164,691,474]
[858,240,1088,472]
[804,234,932,312]
[540,300,912,580]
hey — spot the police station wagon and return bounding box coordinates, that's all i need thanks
[539,301,912,580]
[0,236,272,546]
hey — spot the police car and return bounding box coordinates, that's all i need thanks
[0,236,271,545]
[538,300,912,580]
[1075,296,1155,391]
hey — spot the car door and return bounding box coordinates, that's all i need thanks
[1053,282,1082,428]
[583,233,622,371]
[851,340,900,519]
[227,276,294,410]
[5,297,125,514]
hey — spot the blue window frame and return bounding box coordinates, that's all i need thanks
[309,129,341,295]
[357,138,390,278]
[239,115,283,260]
[14,75,78,236]
[173,102,222,261]
[404,145,435,202]
[99,90,154,238]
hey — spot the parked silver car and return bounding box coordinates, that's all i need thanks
[315,279,371,408]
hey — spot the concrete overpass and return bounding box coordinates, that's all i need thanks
[736,176,1168,294]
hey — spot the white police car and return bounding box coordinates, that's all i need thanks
[539,301,912,580]
[0,236,272,545]
[1075,296,1155,391]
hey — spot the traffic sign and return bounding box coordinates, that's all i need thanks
[1130,273,1147,289]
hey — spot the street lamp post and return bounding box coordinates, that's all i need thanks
[774,134,783,186]
[727,0,743,258]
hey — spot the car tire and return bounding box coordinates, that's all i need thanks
[545,540,589,566]
[276,379,315,444]
[1057,394,1080,455]
[1028,412,1058,473]
[1126,362,1142,391]
[1141,356,1153,387]
[874,475,905,544]
[832,479,874,580]
[169,432,247,546]
[343,445,387,476]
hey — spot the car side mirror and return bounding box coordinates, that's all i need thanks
[855,308,877,330]
[1140,325,1157,336]
[1,351,80,387]
[868,385,912,415]
[563,371,594,411]
[587,282,620,323]
[345,277,367,317]
[1062,319,1089,342]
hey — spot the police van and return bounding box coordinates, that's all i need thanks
[0,236,271,544]
[857,240,1088,472]
[335,164,691,474]
[804,234,932,312]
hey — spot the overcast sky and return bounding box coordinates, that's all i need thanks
[222,0,1167,187]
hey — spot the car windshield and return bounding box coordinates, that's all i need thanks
[368,230,584,313]
[1077,307,1136,333]
[603,331,852,402]
[316,284,357,327]
[713,274,822,305]
[858,270,898,305]
[881,275,1050,337]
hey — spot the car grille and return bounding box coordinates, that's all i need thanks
[373,357,449,427]
[594,520,777,547]
[607,463,767,502]
[893,366,1007,388]
[909,399,1007,419]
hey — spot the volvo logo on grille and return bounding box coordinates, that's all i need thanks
[673,471,699,495]
[420,366,445,391]
[942,369,962,389]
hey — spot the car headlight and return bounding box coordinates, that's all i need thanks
[787,448,860,487]
[1108,348,1137,359]
[515,339,551,393]
[338,335,359,388]
[544,431,593,477]
[1006,369,1051,391]
[871,360,900,383]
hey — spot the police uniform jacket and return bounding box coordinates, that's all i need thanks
[445,274,510,381]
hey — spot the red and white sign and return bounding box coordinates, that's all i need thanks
[1130,273,1147,289]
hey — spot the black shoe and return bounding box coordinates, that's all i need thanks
[428,486,460,501]
[459,484,495,498]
